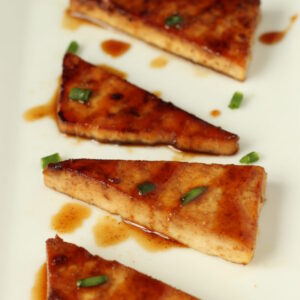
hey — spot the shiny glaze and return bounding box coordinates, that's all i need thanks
[31,263,47,300]
[51,203,91,234]
[93,216,182,251]
[259,14,298,45]
[98,64,127,79]
[47,159,265,250]
[57,54,238,154]
[46,236,196,299]
[101,39,131,57]
[77,0,260,67]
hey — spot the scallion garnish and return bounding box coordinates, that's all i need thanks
[69,88,92,103]
[229,91,243,109]
[181,187,207,206]
[240,152,259,164]
[165,14,183,28]
[41,153,61,169]
[67,41,79,54]
[77,275,107,288]
[137,182,156,195]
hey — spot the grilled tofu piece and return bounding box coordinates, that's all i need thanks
[46,236,197,299]
[69,0,260,80]
[44,159,266,264]
[57,53,238,155]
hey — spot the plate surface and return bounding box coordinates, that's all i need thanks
[0,0,300,299]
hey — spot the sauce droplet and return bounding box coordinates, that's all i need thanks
[99,64,128,79]
[101,39,131,58]
[93,216,183,251]
[51,203,91,234]
[62,9,100,31]
[31,263,47,300]
[259,14,298,45]
[150,57,168,68]
[210,109,221,117]
[152,90,162,98]
[23,79,60,122]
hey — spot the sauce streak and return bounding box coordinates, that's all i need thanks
[31,263,47,300]
[150,57,168,68]
[99,64,128,79]
[62,9,99,31]
[23,86,59,122]
[51,203,91,234]
[93,216,182,251]
[210,109,221,117]
[101,39,131,58]
[259,14,298,45]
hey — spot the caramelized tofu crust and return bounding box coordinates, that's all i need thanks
[44,159,266,263]
[46,236,197,299]
[69,0,260,80]
[57,54,239,155]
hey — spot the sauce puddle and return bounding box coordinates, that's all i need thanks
[93,216,183,252]
[259,14,298,45]
[150,56,168,68]
[51,203,91,234]
[101,39,131,58]
[99,64,128,79]
[210,109,221,117]
[62,9,100,31]
[31,263,47,300]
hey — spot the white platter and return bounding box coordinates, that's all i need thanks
[0,0,300,299]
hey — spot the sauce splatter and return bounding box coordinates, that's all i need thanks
[152,90,162,98]
[62,9,99,31]
[259,14,298,45]
[31,263,47,300]
[93,216,182,251]
[150,57,168,68]
[210,109,221,117]
[51,203,91,234]
[101,39,131,58]
[23,86,59,122]
[99,64,128,79]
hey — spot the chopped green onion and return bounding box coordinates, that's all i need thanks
[165,14,183,28]
[69,88,92,103]
[41,153,61,169]
[229,91,243,109]
[240,152,259,164]
[181,187,207,206]
[77,275,107,288]
[67,41,79,54]
[137,182,156,195]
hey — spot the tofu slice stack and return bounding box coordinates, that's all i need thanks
[46,236,197,299]
[57,53,239,155]
[44,159,266,264]
[68,0,260,80]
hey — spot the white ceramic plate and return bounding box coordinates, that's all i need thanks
[1,0,300,299]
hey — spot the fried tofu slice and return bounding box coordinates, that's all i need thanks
[44,159,266,264]
[46,236,197,299]
[69,0,260,80]
[57,54,239,155]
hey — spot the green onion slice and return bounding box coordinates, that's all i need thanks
[181,187,207,206]
[67,41,79,54]
[229,91,243,109]
[41,153,61,169]
[77,275,107,288]
[137,182,156,196]
[165,14,183,28]
[69,88,92,103]
[240,152,259,164]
